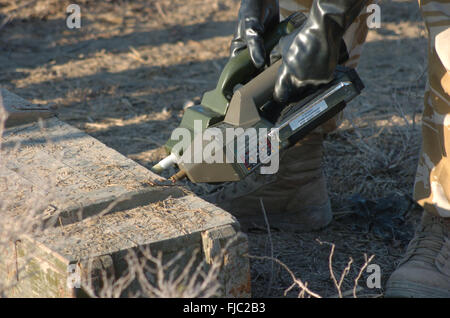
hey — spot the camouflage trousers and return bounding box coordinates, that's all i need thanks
[280,0,450,218]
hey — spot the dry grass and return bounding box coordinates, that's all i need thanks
[1,0,428,297]
[80,241,232,298]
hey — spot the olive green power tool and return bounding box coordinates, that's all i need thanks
[151,12,364,183]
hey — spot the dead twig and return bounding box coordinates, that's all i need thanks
[353,254,375,298]
[317,239,353,298]
[259,198,274,296]
[154,2,168,23]
[247,254,322,298]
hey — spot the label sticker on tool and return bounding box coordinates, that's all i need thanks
[288,100,328,131]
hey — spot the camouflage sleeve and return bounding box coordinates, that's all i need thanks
[413,0,450,218]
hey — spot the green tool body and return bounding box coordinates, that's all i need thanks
[176,65,363,182]
[152,13,365,183]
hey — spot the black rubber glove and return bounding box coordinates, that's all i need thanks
[230,0,279,69]
[272,0,367,104]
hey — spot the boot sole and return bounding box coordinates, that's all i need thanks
[385,280,450,298]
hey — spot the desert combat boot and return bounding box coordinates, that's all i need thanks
[202,132,332,232]
[385,212,450,297]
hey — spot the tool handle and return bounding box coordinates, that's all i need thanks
[201,12,307,115]
[223,58,282,126]
[241,59,282,106]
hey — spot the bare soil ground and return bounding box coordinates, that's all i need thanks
[0,0,428,297]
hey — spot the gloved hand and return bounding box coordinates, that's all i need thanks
[230,0,279,69]
[271,0,367,104]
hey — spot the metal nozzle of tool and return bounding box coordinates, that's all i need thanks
[151,153,177,174]
[169,170,187,182]
[151,153,187,183]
